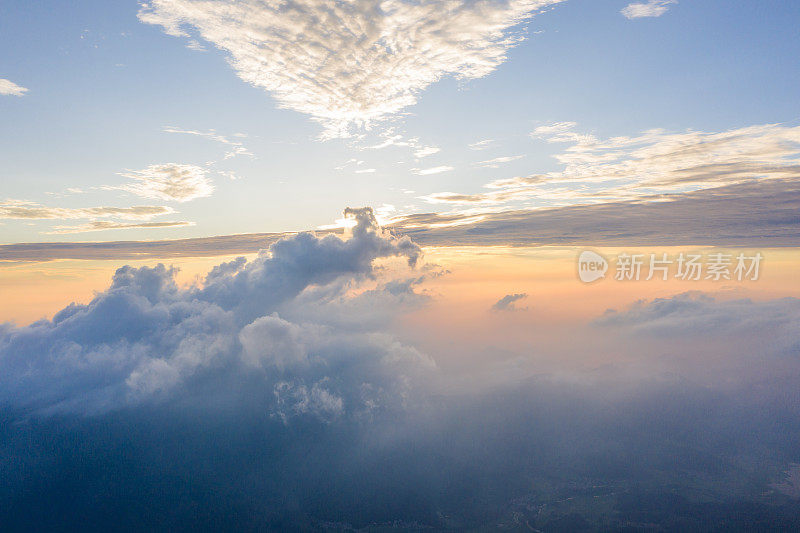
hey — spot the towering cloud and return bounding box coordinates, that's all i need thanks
[0,208,429,416]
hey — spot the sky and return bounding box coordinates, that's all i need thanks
[2,1,800,530]
[2,0,799,243]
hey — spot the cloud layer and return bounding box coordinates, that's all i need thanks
[427,123,800,207]
[0,200,175,221]
[139,0,562,137]
[6,177,799,260]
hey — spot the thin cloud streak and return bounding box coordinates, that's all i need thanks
[45,220,195,235]
[0,200,175,221]
[412,165,454,175]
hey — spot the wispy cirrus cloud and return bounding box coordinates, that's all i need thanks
[163,126,252,160]
[475,155,525,168]
[115,163,214,202]
[138,0,564,138]
[0,200,175,221]
[621,0,676,19]
[412,165,454,176]
[360,128,440,161]
[469,139,496,150]
[45,220,194,235]
[0,79,28,96]
[424,122,800,206]
[414,146,441,159]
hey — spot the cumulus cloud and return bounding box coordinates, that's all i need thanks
[0,207,429,416]
[138,0,563,138]
[621,0,677,19]
[491,293,527,311]
[116,163,214,202]
[0,78,28,96]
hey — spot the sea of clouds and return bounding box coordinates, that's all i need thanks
[2,208,800,529]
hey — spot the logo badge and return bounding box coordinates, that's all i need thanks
[578,250,608,283]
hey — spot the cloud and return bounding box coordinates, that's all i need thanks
[474,155,525,168]
[0,200,175,221]
[621,0,677,19]
[360,128,441,161]
[163,126,252,160]
[44,220,194,235]
[8,177,800,261]
[399,178,800,247]
[116,163,214,202]
[0,231,302,262]
[139,0,564,138]
[0,78,28,96]
[597,292,800,340]
[530,121,576,137]
[531,121,595,144]
[491,293,527,311]
[424,122,800,209]
[593,292,800,387]
[0,207,428,416]
[414,146,441,159]
[469,139,496,150]
[412,165,454,175]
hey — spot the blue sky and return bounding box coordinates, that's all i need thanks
[2,0,799,243]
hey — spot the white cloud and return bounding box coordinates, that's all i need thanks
[163,126,252,160]
[531,121,596,143]
[475,155,525,168]
[423,122,800,206]
[45,220,194,234]
[412,165,454,175]
[0,200,175,220]
[139,0,564,138]
[414,146,441,159]
[469,139,496,150]
[185,39,206,51]
[621,0,676,19]
[0,78,28,96]
[117,163,214,202]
